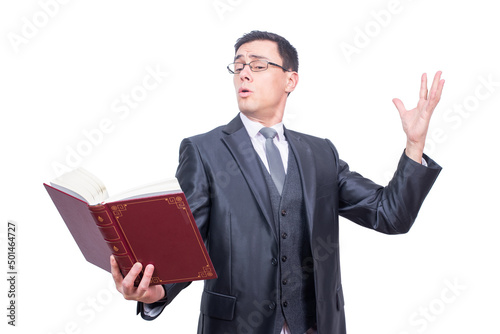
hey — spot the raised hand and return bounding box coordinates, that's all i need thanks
[392,71,445,163]
[110,255,165,304]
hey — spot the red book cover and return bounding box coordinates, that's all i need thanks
[44,183,216,285]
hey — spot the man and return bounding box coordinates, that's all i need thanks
[111,31,444,333]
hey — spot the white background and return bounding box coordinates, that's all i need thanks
[1,0,499,333]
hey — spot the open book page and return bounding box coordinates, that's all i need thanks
[77,168,109,201]
[50,168,108,204]
[106,177,181,203]
[50,168,181,205]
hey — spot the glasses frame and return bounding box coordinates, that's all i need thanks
[227,60,291,74]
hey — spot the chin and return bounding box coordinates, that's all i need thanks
[237,101,257,115]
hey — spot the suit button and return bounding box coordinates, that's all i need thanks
[268,302,276,310]
[283,301,288,307]
[281,256,287,262]
[281,210,287,216]
[281,233,288,239]
[271,258,278,266]
[282,279,287,285]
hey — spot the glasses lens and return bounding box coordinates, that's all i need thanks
[250,60,268,72]
[229,63,245,74]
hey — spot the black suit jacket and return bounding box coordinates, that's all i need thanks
[139,114,442,333]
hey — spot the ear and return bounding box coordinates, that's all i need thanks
[285,71,299,93]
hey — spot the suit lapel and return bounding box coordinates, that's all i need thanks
[285,129,317,238]
[221,115,277,242]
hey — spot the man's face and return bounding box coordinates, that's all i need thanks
[232,40,295,122]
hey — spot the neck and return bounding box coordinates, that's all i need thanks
[244,115,282,127]
[240,107,285,127]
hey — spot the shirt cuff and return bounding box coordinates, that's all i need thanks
[143,302,164,318]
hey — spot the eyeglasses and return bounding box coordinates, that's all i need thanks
[227,60,290,74]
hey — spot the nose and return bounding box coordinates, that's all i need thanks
[238,64,253,82]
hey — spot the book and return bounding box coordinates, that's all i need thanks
[44,168,216,285]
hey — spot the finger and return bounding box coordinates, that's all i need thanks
[110,255,124,287]
[428,72,445,108]
[437,78,445,98]
[392,98,406,117]
[419,73,428,100]
[429,71,442,95]
[136,264,155,295]
[121,262,143,297]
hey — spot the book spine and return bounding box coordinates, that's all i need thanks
[88,204,140,284]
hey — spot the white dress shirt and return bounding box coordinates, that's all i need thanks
[239,112,289,174]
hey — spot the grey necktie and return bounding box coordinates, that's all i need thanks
[259,127,286,195]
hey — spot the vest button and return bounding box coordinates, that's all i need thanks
[281,256,287,262]
[283,301,288,307]
[282,279,287,285]
[281,209,287,216]
[281,232,288,239]
[271,258,278,266]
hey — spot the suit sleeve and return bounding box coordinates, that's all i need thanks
[137,138,212,320]
[331,141,442,234]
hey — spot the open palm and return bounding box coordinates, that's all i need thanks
[392,71,445,162]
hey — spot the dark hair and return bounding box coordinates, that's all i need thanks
[234,30,299,72]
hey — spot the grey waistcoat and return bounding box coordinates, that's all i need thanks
[260,147,316,334]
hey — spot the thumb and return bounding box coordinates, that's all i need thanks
[392,98,406,117]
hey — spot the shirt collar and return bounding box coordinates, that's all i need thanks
[239,112,286,141]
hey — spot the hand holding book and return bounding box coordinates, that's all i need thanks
[110,256,165,304]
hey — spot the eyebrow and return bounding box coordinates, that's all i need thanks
[233,54,271,62]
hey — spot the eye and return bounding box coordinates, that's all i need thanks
[234,63,245,70]
[250,60,268,71]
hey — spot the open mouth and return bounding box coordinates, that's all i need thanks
[239,87,252,97]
